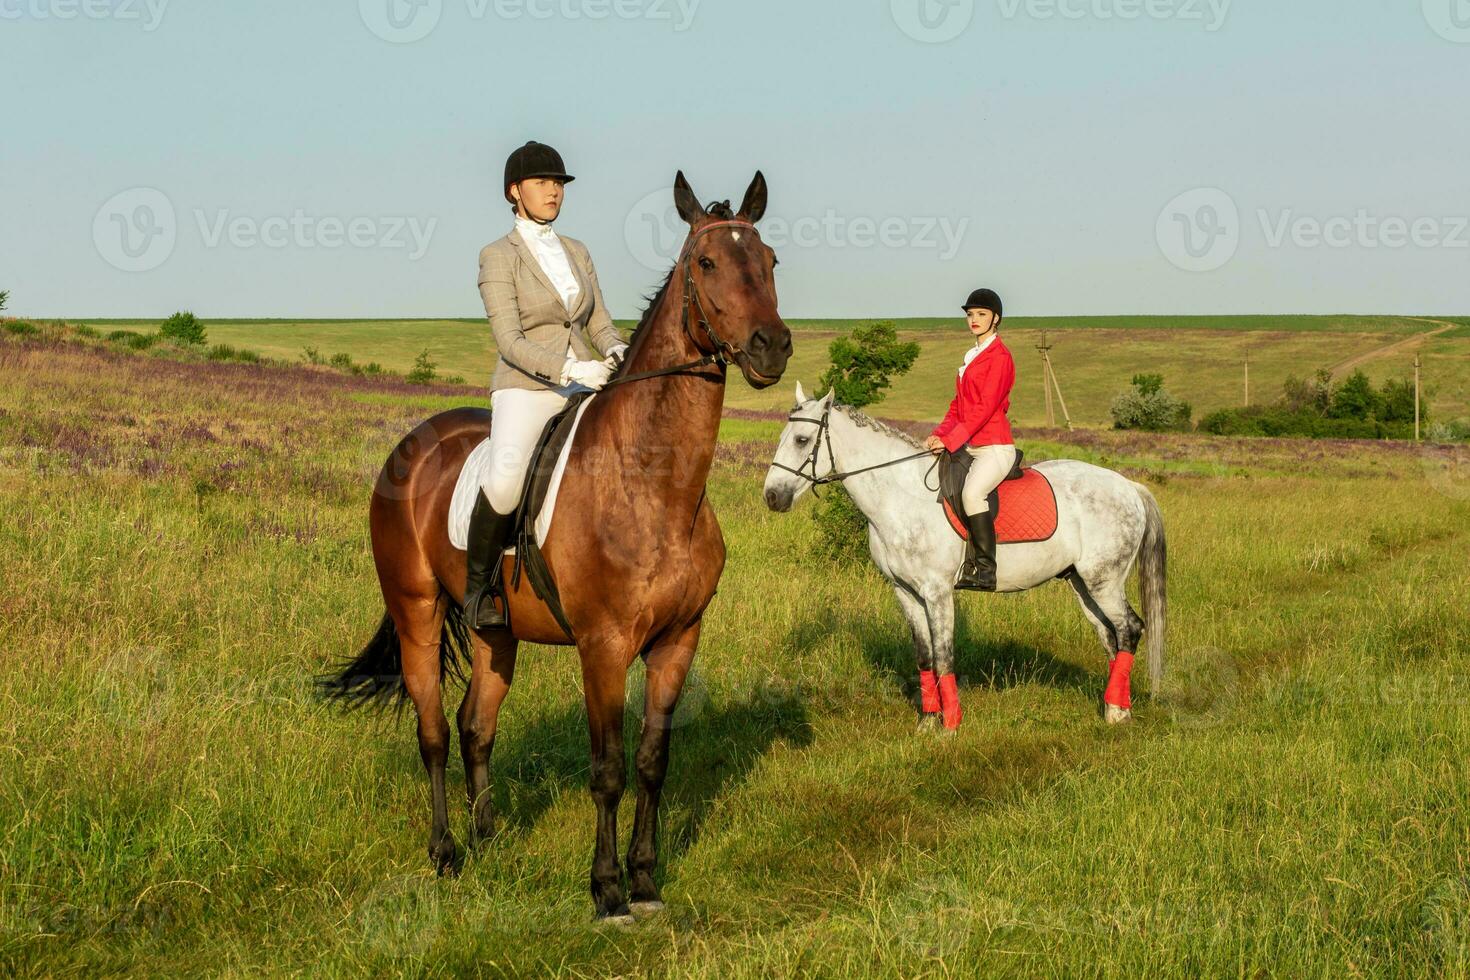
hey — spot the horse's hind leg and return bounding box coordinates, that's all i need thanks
[393,594,459,873]
[1065,570,1145,724]
[457,629,517,846]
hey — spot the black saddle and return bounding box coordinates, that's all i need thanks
[502,389,594,638]
[937,447,1025,523]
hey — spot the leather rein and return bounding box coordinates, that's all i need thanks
[601,218,757,389]
[769,398,940,498]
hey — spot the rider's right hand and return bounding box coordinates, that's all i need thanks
[563,358,614,390]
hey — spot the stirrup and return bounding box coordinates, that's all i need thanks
[465,581,507,628]
[954,558,996,592]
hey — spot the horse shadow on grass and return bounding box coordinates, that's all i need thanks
[377,671,815,871]
[783,593,1098,710]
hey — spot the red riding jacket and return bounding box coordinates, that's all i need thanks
[932,335,1016,452]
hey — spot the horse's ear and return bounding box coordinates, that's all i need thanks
[794,380,807,405]
[673,171,705,225]
[738,170,768,224]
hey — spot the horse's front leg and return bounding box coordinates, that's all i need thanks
[626,618,700,914]
[890,581,941,733]
[579,635,636,921]
[925,587,963,731]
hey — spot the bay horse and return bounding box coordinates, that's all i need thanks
[763,385,1166,729]
[319,172,791,922]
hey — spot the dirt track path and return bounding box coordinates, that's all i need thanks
[1328,317,1457,377]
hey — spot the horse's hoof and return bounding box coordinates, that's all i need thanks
[429,837,459,875]
[915,713,944,734]
[1104,704,1132,725]
[597,907,638,928]
[629,900,666,918]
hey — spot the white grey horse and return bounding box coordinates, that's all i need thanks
[762,383,1166,728]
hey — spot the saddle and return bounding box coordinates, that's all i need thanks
[937,448,1059,545]
[502,390,595,638]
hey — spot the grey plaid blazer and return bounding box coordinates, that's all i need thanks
[478,229,625,393]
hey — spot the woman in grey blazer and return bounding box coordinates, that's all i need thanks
[464,141,629,629]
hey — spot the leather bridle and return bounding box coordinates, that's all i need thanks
[603,218,761,388]
[770,400,939,497]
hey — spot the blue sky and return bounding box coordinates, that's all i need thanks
[3,0,1468,319]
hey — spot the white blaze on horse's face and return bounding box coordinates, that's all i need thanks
[762,383,834,513]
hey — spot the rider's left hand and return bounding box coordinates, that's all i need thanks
[925,435,946,454]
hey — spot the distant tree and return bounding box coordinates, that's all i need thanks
[407,349,437,385]
[160,310,206,346]
[1282,369,1333,415]
[816,320,921,407]
[1327,370,1379,421]
[0,290,9,312]
[1111,373,1192,432]
[1376,375,1425,425]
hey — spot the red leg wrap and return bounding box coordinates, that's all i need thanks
[939,674,963,730]
[1104,651,1134,710]
[919,670,940,714]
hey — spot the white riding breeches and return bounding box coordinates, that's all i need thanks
[480,387,574,513]
[961,444,1018,514]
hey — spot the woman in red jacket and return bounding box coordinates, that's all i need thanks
[925,288,1017,591]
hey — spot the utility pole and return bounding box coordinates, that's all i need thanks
[1034,331,1073,431]
[1037,330,1055,427]
[1414,352,1421,441]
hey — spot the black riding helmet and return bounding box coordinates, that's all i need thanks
[962,288,1003,322]
[504,141,575,203]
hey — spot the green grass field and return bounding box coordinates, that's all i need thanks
[76,314,1470,428]
[3,333,1470,976]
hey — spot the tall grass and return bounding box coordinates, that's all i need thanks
[1,335,1468,975]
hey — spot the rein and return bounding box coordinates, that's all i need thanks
[601,219,756,389]
[769,399,940,497]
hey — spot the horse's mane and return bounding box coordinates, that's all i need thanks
[836,405,924,449]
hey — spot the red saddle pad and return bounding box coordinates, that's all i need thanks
[942,468,1058,544]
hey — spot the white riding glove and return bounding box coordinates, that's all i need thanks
[603,343,630,370]
[560,355,613,390]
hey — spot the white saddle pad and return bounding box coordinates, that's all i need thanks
[447,395,597,552]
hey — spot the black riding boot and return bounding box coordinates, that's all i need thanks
[464,492,516,629]
[955,508,998,592]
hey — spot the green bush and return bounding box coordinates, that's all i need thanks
[3,320,37,336]
[72,323,100,339]
[817,321,920,407]
[160,311,206,346]
[105,329,156,350]
[1426,419,1470,443]
[300,346,325,365]
[406,349,437,385]
[809,321,921,564]
[1110,373,1193,431]
[1203,368,1427,440]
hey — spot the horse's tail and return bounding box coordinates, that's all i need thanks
[1133,482,1167,694]
[314,604,472,713]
